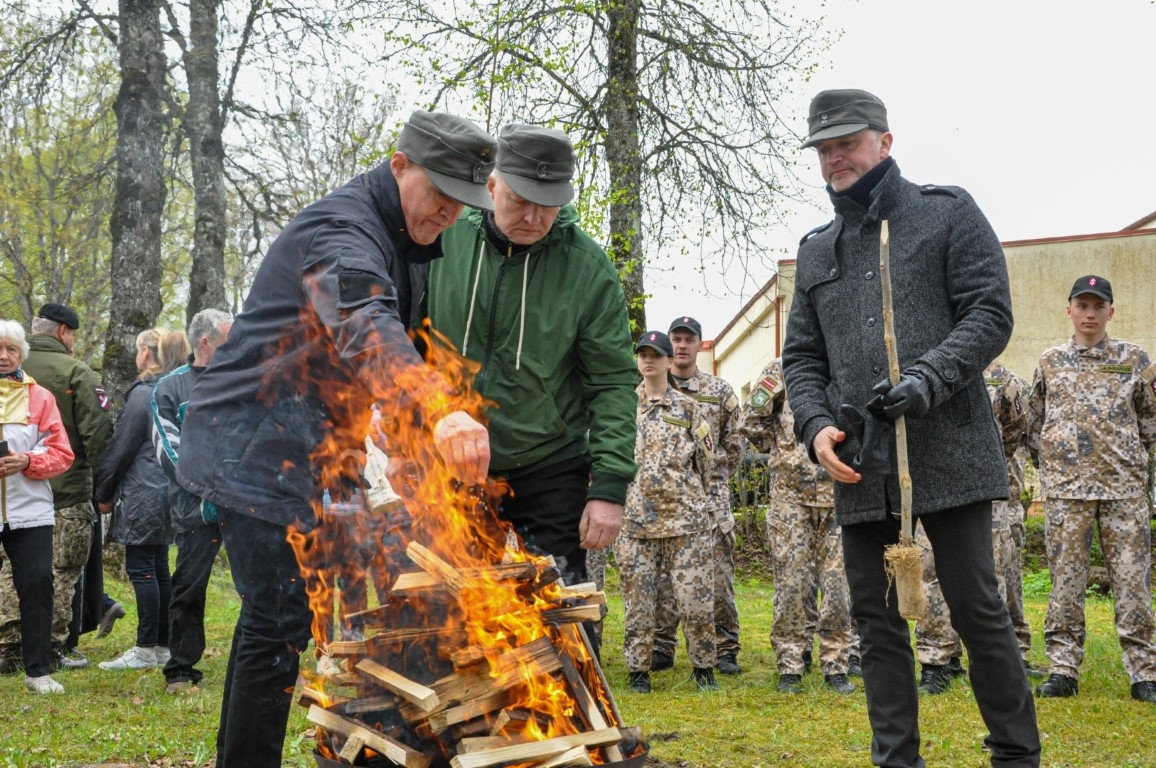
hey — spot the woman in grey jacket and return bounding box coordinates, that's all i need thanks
[95,329,189,671]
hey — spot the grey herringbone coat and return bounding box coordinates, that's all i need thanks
[782,161,1011,525]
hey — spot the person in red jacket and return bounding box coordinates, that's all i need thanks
[0,319,74,694]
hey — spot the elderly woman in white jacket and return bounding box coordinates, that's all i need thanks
[0,320,74,694]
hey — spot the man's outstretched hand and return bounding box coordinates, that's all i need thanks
[579,499,623,550]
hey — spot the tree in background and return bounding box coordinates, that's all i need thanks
[382,0,829,329]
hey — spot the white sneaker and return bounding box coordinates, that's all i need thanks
[155,646,171,666]
[98,646,158,670]
[25,674,64,694]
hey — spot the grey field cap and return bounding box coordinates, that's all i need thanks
[396,110,497,211]
[496,124,576,207]
[801,89,889,148]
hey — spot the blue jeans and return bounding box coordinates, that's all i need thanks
[841,502,1040,768]
[124,544,171,647]
[214,507,313,768]
[164,524,221,683]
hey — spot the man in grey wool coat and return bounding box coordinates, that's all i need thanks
[781,88,1040,768]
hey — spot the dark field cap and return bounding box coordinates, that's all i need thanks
[396,110,497,211]
[635,330,674,357]
[802,89,889,149]
[496,124,576,207]
[1069,275,1113,303]
[37,303,79,329]
[667,316,703,338]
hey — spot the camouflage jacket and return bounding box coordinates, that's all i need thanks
[672,369,743,526]
[623,383,714,539]
[1027,336,1156,500]
[984,360,1028,502]
[740,360,833,507]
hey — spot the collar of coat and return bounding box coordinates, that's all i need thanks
[830,158,901,224]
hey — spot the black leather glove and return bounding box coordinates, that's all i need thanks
[873,369,933,420]
[840,399,895,475]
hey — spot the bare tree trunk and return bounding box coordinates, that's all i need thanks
[604,0,645,333]
[105,0,166,404]
[182,0,227,323]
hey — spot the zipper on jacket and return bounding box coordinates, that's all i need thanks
[475,249,514,393]
[1,476,6,525]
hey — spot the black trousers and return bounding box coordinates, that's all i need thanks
[0,524,54,677]
[164,523,222,683]
[841,502,1040,768]
[214,508,312,768]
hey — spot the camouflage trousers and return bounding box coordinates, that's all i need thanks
[914,501,1030,665]
[0,504,95,648]
[1044,497,1156,682]
[617,530,716,671]
[767,500,853,675]
[653,524,741,659]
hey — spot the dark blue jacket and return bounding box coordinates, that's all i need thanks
[176,161,451,525]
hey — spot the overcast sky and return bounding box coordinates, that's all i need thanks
[644,0,1156,338]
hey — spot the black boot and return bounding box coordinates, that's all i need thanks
[1131,681,1156,703]
[693,667,719,691]
[946,656,966,678]
[824,673,855,695]
[777,673,803,694]
[716,654,742,675]
[650,651,674,671]
[1035,674,1078,698]
[802,648,813,674]
[627,671,651,694]
[918,664,952,695]
[847,653,862,677]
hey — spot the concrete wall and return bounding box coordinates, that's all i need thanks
[1002,230,1156,380]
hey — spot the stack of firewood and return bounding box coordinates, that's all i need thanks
[297,542,645,768]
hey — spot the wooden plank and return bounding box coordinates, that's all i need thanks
[556,584,607,606]
[456,734,531,754]
[326,640,369,657]
[558,651,623,762]
[295,681,350,710]
[355,658,440,712]
[342,693,400,714]
[428,690,508,733]
[405,542,465,594]
[449,645,488,669]
[393,562,539,595]
[449,728,620,768]
[542,604,603,625]
[307,704,431,768]
[537,746,593,768]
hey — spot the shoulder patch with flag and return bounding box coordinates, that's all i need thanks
[95,386,110,411]
[694,420,713,452]
[749,375,781,410]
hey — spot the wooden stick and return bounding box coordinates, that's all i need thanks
[307,704,431,768]
[561,623,622,726]
[558,651,624,762]
[393,562,539,595]
[448,728,621,768]
[355,658,440,712]
[879,219,914,540]
[428,691,508,733]
[406,542,466,595]
[457,734,532,753]
[337,734,365,764]
[542,604,604,625]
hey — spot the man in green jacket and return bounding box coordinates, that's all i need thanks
[426,124,637,601]
[0,304,113,672]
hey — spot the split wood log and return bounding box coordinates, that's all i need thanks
[337,733,365,764]
[449,728,620,768]
[307,704,431,768]
[489,708,545,735]
[542,604,604,625]
[428,691,508,733]
[448,646,488,669]
[558,651,624,762]
[556,584,607,605]
[559,624,623,726]
[537,746,594,768]
[405,542,467,594]
[295,679,350,710]
[355,658,439,712]
[457,734,532,753]
[392,562,538,595]
[342,694,400,715]
[326,640,369,657]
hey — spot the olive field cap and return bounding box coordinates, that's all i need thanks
[396,110,497,211]
[496,124,576,207]
[802,89,889,149]
[667,316,703,338]
[1069,275,1113,303]
[37,303,80,329]
[635,331,674,357]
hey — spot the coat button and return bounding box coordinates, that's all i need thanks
[829,267,837,277]
[872,365,881,376]
[866,317,876,327]
[865,271,874,280]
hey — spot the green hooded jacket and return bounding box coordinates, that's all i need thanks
[427,206,638,503]
[22,334,113,510]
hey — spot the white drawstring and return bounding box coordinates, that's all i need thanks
[461,238,486,356]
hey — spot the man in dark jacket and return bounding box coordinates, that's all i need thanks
[175,111,495,768]
[426,124,637,593]
[1,304,113,671]
[781,90,1040,767]
[150,308,232,694]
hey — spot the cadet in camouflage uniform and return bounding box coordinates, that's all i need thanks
[741,359,855,695]
[0,304,112,673]
[913,359,1038,693]
[652,316,745,675]
[619,331,717,693]
[1027,275,1156,703]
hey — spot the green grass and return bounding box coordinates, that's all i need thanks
[2,563,1155,767]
